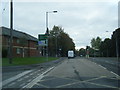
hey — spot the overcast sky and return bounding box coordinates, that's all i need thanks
[1,0,119,49]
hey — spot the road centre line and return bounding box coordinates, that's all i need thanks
[1,70,33,87]
[22,66,55,88]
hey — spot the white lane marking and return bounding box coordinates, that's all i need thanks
[33,72,36,74]
[22,66,55,88]
[17,78,23,82]
[110,71,119,77]
[30,73,33,75]
[8,82,15,87]
[99,65,107,70]
[36,83,49,88]
[56,76,107,88]
[19,83,26,87]
[24,76,29,78]
[90,61,120,77]
[27,79,32,82]
[1,70,33,87]
[85,81,118,88]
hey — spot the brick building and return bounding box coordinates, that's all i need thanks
[1,27,40,57]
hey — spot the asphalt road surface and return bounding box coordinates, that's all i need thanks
[1,57,120,89]
[88,57,120,76]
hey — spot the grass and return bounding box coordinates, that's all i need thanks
[2,57,59,66]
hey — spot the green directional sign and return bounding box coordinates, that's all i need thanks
[38,34,48,41]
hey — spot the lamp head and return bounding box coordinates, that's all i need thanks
[53,11,57,13]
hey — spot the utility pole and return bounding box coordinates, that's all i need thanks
[9,0,13,64]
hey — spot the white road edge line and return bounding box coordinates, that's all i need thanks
[98,64,120,77]
[99,65,107,70]
[90,60,120,77]
[22,66,55,88]
[0,70,33,88]
[110,71,119,77]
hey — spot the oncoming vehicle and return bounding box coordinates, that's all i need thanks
[68,50,74,58]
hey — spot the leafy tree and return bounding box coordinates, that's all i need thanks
[79,48,86,56]
[99,38,112,57]
[91,37,102,50]
[48,26,75,57]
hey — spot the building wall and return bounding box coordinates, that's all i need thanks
[28,41,39,57]
[2,35,39,57]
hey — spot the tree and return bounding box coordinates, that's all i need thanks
[99,38,112,57]
[48,26,75,57]
[90,37,102,57]
[79,48,86,56]
[91,37,102,50]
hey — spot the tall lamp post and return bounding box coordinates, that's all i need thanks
[9,0,13,64]
[45,11,57,59]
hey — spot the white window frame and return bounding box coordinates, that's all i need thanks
[17,39,20,44]
[16,48,21,54]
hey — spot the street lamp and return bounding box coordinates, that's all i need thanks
[9,0,13,64]
[45,11,57,35]
[45,11,57,59]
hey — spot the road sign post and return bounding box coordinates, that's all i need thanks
[38,34,48,46]
[38,34,48,61]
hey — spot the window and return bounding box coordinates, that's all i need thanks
[7,37,10,44]
[16,48,21,54]
[17,39,20,44]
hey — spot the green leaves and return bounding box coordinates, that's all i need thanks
[48,26,75,57]
[91,37,102,50]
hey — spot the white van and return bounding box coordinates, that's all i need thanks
[68,50,74,58]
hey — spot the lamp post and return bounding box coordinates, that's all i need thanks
[9,0,13,64]
[45,11,57,59]
[46,11,57,35]
[55,32,59,57]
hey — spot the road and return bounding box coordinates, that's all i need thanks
[88,57,120,76]
[1,57,120,89]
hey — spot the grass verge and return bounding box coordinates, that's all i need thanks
[2,57,59,66]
